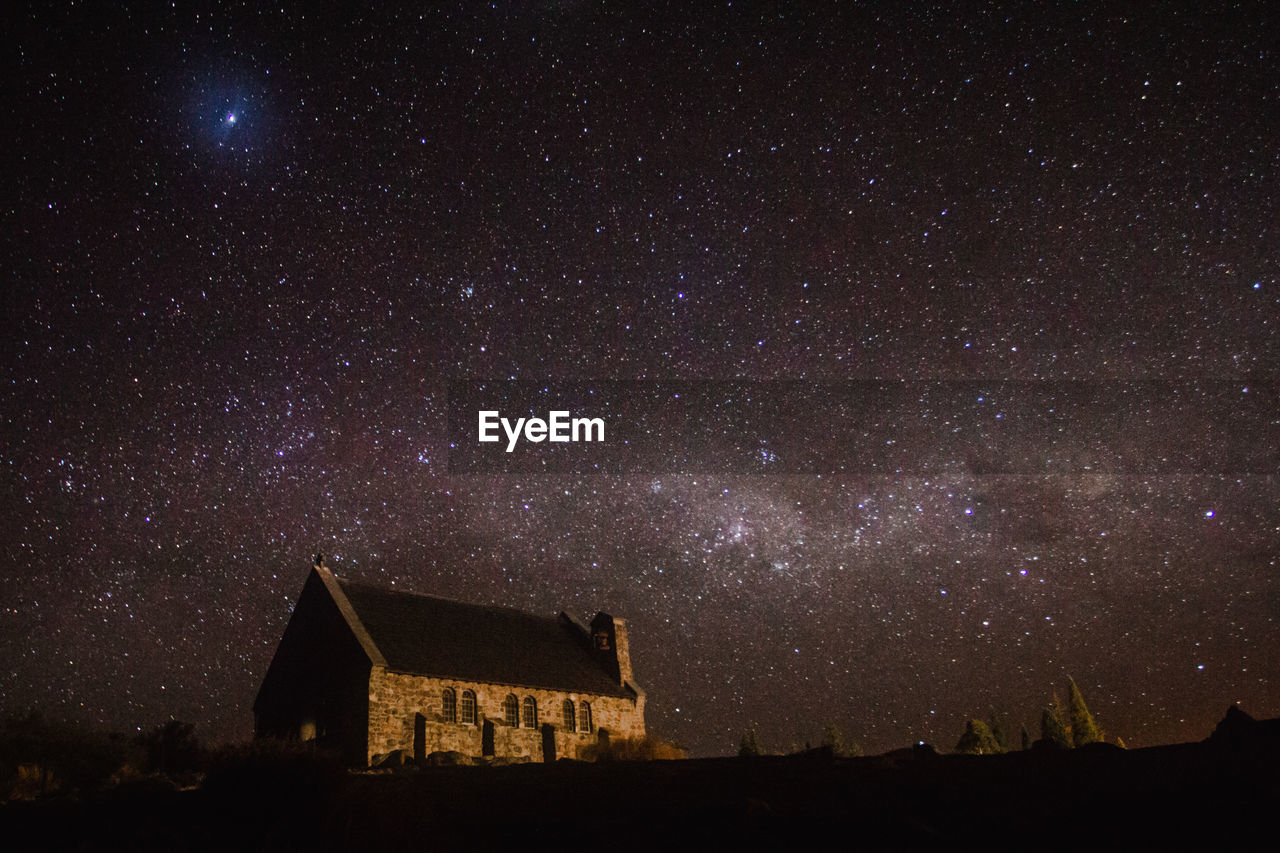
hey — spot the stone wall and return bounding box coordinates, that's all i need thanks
[367,668,645,765]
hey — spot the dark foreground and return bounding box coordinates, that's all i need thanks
[3,737,1276,850]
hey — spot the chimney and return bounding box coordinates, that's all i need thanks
[589,612,634,687]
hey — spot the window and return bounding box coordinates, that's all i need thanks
[503,694,518,727]
[562,699,576,732]
[522,696,538,729]
[441,688,456,723]
[460,690,477,725]
[578,701,592,733]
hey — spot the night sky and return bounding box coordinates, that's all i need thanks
[4,3,1277,757]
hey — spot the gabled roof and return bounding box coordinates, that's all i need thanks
[321,567,633,698]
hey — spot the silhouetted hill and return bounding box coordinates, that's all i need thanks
[3,719,1277,850]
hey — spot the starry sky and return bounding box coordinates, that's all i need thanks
[4,2,1277,757]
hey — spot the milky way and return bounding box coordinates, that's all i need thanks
[4,3,1276,756]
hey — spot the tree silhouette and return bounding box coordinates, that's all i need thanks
[739,727,763,757]
[1049,691,1071,736]
[987,713,1010,752]
[820,723,844,756]
[819,723,863,758]
[1040,706,1071,749]
[955,718,1003,755]
[138,720,202,775]
[1067,677,1103,746]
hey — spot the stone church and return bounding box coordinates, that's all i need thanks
[254,559,646,766]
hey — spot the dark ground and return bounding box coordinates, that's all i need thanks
[2,735,1277,850]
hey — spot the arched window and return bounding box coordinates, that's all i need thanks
[522,696,538,729]
[503,694,519,727]
[578,701,592,733]
[441,688,456,723]
[460,690,477,725]
[562,699,576,732]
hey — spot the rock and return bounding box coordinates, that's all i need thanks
[426,750,469,766]
[373,750,406,767]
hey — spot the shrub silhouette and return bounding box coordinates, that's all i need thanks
[203,738,344,809]
[138,719,204,776]
[582,735,687,761]
[0,712,139,798]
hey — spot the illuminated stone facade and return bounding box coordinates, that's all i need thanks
[255,561,645,765]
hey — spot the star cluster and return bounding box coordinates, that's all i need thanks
[3,3,1276,755]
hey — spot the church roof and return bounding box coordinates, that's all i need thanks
[331,574,633,698]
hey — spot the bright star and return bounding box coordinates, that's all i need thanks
[226,113,237,124]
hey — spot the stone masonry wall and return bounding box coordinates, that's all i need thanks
[366,668,645,765]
